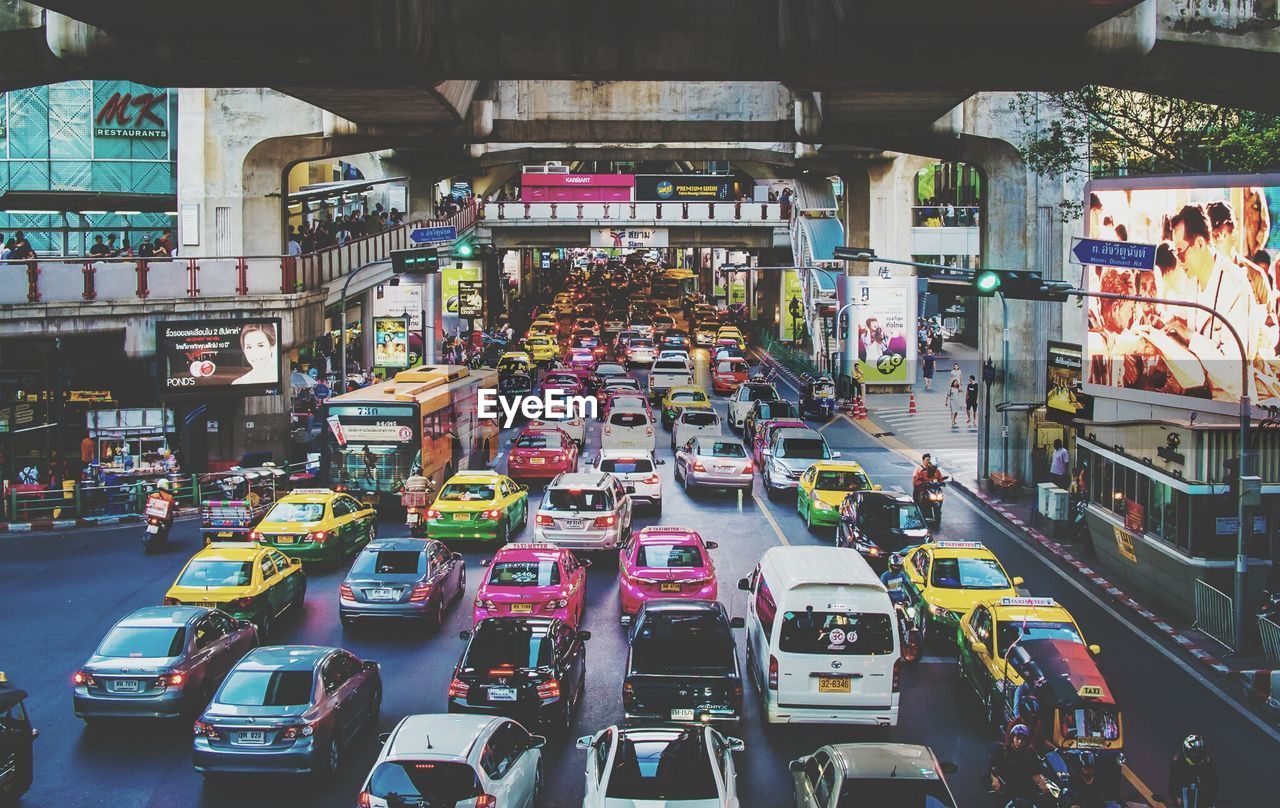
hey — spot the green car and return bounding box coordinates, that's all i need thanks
[795,461,877,531]
[251,489,377,564]
[426,471,529,543]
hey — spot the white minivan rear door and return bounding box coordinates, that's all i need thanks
[773,599,898,712]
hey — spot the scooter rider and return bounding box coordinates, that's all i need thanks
[880,553,913,604]
[913,453,945,509]
[149,478,176,522]
[1168,734,1218,807]
[1004,694,1054,753]
[988,724,1050,802]
[1065,751,1110,808]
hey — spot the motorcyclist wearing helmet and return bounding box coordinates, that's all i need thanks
[1004,693,1054,753]
[912,453,945,505]
[987,724,1049,801]
[1066,751,1109,808]
[879,553,913,604]
[1168,734,1218,807]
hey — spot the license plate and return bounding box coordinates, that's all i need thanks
[453,513,470,521]
[114,679,140,692]
[406,513,420,525]
[818,676,851,694]
[670,708,695,721]
[531,457,546,464]
[563,519,583,529]
[488,688,518,702]
[237,730,266,744]
[145,524,160,534]
[625,485,636,493]
[660,583,681,592]
[196,602,215,607]
[510,603,533,613]
[370,588,395,600]
[217,531,233,538]
[714,465,733,472]
[276,535,295,544]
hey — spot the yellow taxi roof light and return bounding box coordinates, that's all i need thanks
[936,541,986,550]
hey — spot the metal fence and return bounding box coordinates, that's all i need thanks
[757,329,820,379]
[1191,579,1236,652]
[1260,615,1280,668]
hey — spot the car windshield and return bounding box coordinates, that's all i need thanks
[815,470,868,491]
[610,412,649,428]
[631,611,733,672]
[218,669,313,706]
[778,438,828,459]
[703,441,746,458]
[931,557,1010,589]
[177,560,253,588]
[499,377,532,393]
[861,502,928,532]
[599,457,654,474]
[630,339,654,348]
[638,544,704,569]
[605,731,718,800]
[352,550,423,576]
[488,560,562,587]
[763,402,798,419]
[996,620,1083,652]
[546,488,611,512]
[368,761,483,803]
[778,610,895,655]
[597,364,625,375]
[464,623,554,670]
[682,412,718,426]
[516,433,556,449]
[97,625,186,658]
[439,484,495,502]
[264,502,325,523]
[835,780,955,807]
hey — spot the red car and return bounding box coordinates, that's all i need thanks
[507,425,579,484]
[541,370,586,398]
[712,357,750,395]
[752,418,808,465]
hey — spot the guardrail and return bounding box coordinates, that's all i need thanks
[912,205,980,227]
[1192,578,1236,652]
[1260,615,1280,667]
[758,329,821,379]
[480,200,785,223]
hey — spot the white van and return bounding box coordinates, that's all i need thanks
[737,546,899,727]
[601,406,656,451]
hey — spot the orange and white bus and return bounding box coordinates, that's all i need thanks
[321,365,500,505]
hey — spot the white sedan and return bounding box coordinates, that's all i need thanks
[726,381,779,431]
[672,409,722,450]
[579,724,743,807]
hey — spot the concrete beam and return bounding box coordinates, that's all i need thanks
[479,224,787,250]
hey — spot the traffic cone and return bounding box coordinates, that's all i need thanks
[857,396,868,419]
[908,392,917,415]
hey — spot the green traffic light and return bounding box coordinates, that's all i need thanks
[455,242,474,258]
[976,271,1001,294]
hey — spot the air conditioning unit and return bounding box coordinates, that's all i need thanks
[1037,483,1069,521]
[543,161,569,174]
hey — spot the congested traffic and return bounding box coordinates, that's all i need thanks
[5,256,1222,808]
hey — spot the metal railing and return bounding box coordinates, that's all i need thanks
[1191,578,1236,652]
[1259,615,1280,667]
[911,205,980,227]
[758,329,820,379]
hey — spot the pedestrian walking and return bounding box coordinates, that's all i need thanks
[1050,439,1071,490]
[965,374,979,428]
[946,379,962,428]
[922,350,936,391]
[950,362,962,388]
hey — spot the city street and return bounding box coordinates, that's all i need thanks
[2,352,1276,807]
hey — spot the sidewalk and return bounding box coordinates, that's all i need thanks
[0,507,199,534]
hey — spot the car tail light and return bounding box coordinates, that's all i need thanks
[310,530,329,544]
[768,655,779,690]
[732,681,743,705]
[893,658,901,693]
[356,792,373,808]
[475,597,497,610]
[409,583,433,602]
[551,453,565,463]
[692,460,706,472]
[488,665,516,677]
[482,509,501,520]
[622,680,635,709]
[742,461,754,474]
[426,509,442,520]
[281,722,316,740]
[592,515,616,528]
[157,672,185,688]
[193,720,221,739]
[227,597,255,610]
[73,671,96,687]
[249,530,264,542]
[162,597,179,606]
[536,679,561,700]
[545,598,570,610]
[447,678,470,698]
[536,513,554,526]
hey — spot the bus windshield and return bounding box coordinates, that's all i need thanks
[323,403,418,495]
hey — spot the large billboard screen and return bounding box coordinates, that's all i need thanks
[850,277,915,385]
[635,174,735,201]
[157,318,282,395]
[1047,341,1093,422]
[1085,177,1280,412]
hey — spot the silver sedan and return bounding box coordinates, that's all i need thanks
[674,436,754,493]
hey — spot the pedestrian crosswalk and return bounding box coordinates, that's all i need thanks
[867,401,980,480]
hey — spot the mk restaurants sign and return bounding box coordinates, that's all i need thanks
[94,90,168,138]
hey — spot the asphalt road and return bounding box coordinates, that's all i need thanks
[2,348,1276,807]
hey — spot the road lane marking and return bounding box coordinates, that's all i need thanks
[752,492,791,546]
[1123,764,1165,808]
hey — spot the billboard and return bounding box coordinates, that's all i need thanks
[783,270,805,341]
[442,265,481,316]
[590,228,669,249]
[635,174,734,202]
[373,317,410,369]
[849,277,914,385]
[1085,176,1280,412]
[457,280,484,318]
[157,318,282,395]
[374,283,423,330]
[1047,341,1093,422]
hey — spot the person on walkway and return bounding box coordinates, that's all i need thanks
[949,362,962,388]
[921,349,936,390]
[965,374,979,428]
[946,378,962,428]
[1049,439,1071,489]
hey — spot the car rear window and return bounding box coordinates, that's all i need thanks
[264,502,325,523]
[632,611,734,672]
[815,470,869,491]
[682,412,718,426]
[670,391,703,402]
[778,438,828,459]
[606,731,718,800]
[178,560,253,588]
[463,622,554,669]
[861,501,927,533]
[629,339,654,348]
[97,626,186,658]
[638,544,703,568]
[717,361,746,373]
[653,361,688,373]
[368,761,483,803]
[545,373,580,385]
[546,488,611,511]
[744,385,775,401]
[219,669,314,706]
[778,610,895,655]
[515,432,556,449]
[610,412,649,428]
[352,550,424,576]
[439,483,495,501]
[704,441,746,458]
[599,457,654,474]
[489,560,561,587]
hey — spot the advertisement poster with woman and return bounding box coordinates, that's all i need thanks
[1084,177,1280,411]
[156,318,282,395]
[373,316,410,369]
[852,277,915,385]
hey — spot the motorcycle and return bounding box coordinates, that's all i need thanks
[917,478,948,529]
[988,751,1073,808]
[400,476,436,539]
[1257,589,1280,624]
[893,596,923,663]
[141,493,175,554]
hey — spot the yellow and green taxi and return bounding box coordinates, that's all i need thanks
[715,327,746,350]
[525,335,558,363]
[497,351,534,376]
[163,543,306,638]
[526,322,557,340]
[426,471,529,543]
[957,595,1098,725]
[660,385,712,429]
[796,460,879,530]
[248,488,376,564]
[902,540,1023,644]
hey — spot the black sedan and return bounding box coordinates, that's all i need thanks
[834,490,932,572]
[448,617,588,735]
[339,539,467,629]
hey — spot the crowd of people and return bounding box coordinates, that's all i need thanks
[0,229,178,260]
[914,197,979,227]
[287,204,407,256]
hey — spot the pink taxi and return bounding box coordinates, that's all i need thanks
[474,543,589,627]
[566,348,598,373]
[617,526,719,625]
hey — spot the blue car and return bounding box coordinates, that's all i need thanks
[193,645,381,779]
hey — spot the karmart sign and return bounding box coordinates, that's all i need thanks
[94,89,168,138]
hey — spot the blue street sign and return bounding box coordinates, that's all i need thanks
[409,225,457,245]
[314,383,331,401]
[1070,237,1155,271]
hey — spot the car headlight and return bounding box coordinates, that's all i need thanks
[772,459,789,474]
[812,499,834,511]
[927,603,956,619]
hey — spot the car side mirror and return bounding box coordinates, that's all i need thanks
[290,557,302,566]
[1089,644,1102,656]
[873,484,882,491]
[518,483,528,492]
[830,451,842,459]
[578,630,592,641]
[576,735,593,750]
[363,660,379,671]
[238,619,254,630]
[30,728,39,741]
[730,616,746,629]
[581,559,592,568]
[941,761,959,774]
[788,757,807,773]
[727,737,746,753]
[481,559,491,567]
[458,630,472,641]
[378,732,391,745]
[528,734,547,750]
[704,541,719,550]
[1012,576,1025,586]
[737,577,751,591]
